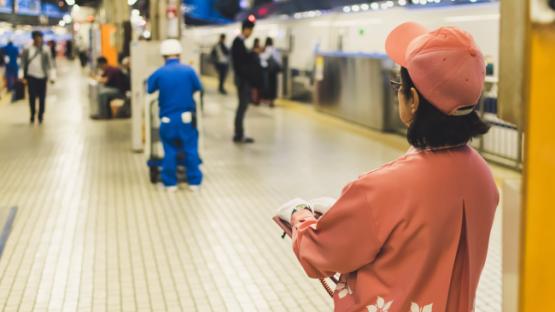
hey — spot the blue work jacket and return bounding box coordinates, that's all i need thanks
[147,58,203,118]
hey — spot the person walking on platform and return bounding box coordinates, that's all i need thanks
[147,39,204,192]
[231,19,257,144]
[211,34,230,94]
[250,38,264,105]
[260,37,282,108]
[276,23,498,312]
[3,41,19,92]
[21,31,55,125]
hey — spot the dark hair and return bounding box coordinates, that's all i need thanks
[265,37,273,47]
[220,33,226,40]
[97,56,108,65]
[400,67,489,149]
[31,31,43,39]
[242,20,255,30]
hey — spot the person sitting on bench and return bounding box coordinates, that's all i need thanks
[92,57,129,119]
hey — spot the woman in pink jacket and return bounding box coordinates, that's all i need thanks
[277,22,499,312]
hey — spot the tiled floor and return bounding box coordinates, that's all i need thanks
[0,61,507,311]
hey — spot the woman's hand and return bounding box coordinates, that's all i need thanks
[276,198,311,223]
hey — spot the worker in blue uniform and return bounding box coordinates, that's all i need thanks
[4,41,19,91]
[147,39,203,192]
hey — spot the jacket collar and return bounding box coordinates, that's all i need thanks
[165,58,180,65]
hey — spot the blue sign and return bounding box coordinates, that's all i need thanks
[184,0,231,24]
[0,0,13,14]
[42,2,65,18]
[16,0,41,16]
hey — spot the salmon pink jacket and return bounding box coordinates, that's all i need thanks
[291,146,499,312]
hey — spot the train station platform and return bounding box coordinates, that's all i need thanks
[0,60,516,311]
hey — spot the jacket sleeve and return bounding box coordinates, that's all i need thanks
[292,181,385,279]
[191,71,203,93]
[147,71,158,94]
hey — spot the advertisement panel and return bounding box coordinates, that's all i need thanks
[0,0,13,14]
[15,0,41,16]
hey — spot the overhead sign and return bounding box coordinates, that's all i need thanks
[42,2,65,18]
[0,0,13,14]
[15,0,40,16]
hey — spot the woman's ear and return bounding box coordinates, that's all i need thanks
[410,87,420,114]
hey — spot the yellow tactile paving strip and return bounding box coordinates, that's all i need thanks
[0,62,505,311]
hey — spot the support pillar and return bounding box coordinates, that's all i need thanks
[519,1,555,311]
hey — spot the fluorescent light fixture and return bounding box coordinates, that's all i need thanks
[239,0,250,9]
[399,0,407,5]
[343,6,351,13]
[361,4,369,10]
[444,14,500,22]
[352,5,360,12]
[128,0,138,5]
[371,2,380,9]
[65,0,75,5]
[332,19,382,26]
[59,20,66,26]
[132,9,140,16]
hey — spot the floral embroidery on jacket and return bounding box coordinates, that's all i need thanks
[367,296,393,312]
[410,302,433,312]
[335,281,352,299]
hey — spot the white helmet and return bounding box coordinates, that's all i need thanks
[160,39,183,56]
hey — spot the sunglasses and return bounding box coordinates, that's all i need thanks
[389,80,402,93]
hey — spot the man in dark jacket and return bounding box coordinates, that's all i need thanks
[231,19,256,144]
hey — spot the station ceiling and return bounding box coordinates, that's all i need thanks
[75,0,101,7]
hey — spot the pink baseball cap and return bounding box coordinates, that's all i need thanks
[385,22,485,116]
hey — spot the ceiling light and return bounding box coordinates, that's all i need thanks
[65,0,75,5]
[371,2,380,9]
[352,5,360,12]
[361,4,370,10]
[343,6,351,13]
[128,0,138,5]
[399,0,408,5]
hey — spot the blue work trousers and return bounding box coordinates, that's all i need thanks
[159,114,202,187]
